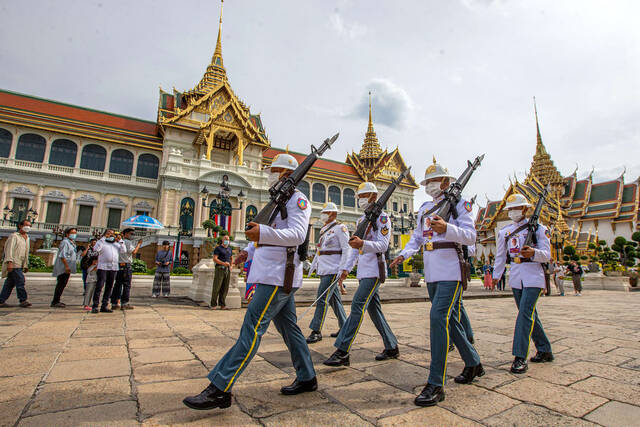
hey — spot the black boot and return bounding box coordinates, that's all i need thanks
[414,383,445,407]
[323,349,350,366]
[530,351,554,363]
[468,336,475,344]
[306,331,322,344]
[183,383,232,410]
[280,377,318,395]
[454,363,485,384]
[330,331,340,338]
[375,347,399,361]
[511,357,528,374]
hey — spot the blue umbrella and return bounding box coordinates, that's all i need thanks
[121,214,164,229]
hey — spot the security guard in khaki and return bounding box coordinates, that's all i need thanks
[183,153,317,411]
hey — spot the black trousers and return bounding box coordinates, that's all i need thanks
[52,273,70,304]
[93,269,117,309]
[111,265,132,305]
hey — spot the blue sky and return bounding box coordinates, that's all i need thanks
[1,0,638,208]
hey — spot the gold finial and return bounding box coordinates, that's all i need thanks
[432,155,436,165]
[285,144,289,153]
[213,0,224,64]
[368,91,372,126]
[533,96,546,155]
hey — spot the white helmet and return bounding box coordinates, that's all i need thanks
[321,202,338,213]
[505,193,531,209]
[420,156,456,186]
[356,182,378,195]
[267,153,298,172]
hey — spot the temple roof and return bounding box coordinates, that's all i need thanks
[528,99,565,196]
[359,92,383,159]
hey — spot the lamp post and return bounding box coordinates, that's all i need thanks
[3,205,38,226]
[390,208,415,248]
[551,231,565,262]
[201,174,245,235]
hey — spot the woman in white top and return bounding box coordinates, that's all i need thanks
[91,229,125,313]
[51,227,77,308]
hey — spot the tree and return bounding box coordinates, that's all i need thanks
[563,245,577,257]
[632,231,640,244]
[588,242,597,250]
[202,219,216,237]
[562,255,570,262]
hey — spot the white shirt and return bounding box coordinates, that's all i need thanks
[309,220,351,276]
[399,196,476,283]
[344,211,391,280]
[492,218,551,289]
[248,190,311,288]
[94,237,126,271]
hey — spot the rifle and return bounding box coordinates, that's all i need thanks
[433,154,485,221]
[522,185,550,250]
[249,133,339,228]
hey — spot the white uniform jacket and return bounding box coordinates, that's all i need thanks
[344,211,391,280]
[248,190,312,289]
[309,220,351,276]
[399,197,476,283]
[492,218,551,289]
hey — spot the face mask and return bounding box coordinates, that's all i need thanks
[320,213,330,223]
[69,233,77,240]
[222,240,229,247]
[508,210,524,222]
[424,182,442,198]
[358,198,370,210]
[21,226,31,233]
[106,236,115,242]
[267,172,280,186]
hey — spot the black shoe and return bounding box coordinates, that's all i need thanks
[414,383,445,407]
[469,336,475,344]
[50,302,66,308]
[448,343,455,353]
[306,331,322,344]
[91,308,99,313]
[330,331,340,338]
[323,349,350,366]
[183,383,232,410]
[454,363,485,384]
[19,301,32,308]
[511,357,528,374]
[100,307,113,313]
[530,351,554,363]
[280,377,318,395]
[375,347,399,361]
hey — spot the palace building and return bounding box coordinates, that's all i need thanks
[0,2,416,267]
[475,103,639,262]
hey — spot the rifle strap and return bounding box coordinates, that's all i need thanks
[318,222,340,242]
[420,198,447,224]
[283,247,296,293]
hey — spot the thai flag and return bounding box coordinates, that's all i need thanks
[213,214,232,236]
[172,241,182,265]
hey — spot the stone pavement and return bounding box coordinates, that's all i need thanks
[0,290,639,426]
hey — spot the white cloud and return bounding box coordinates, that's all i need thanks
[348,78,415,130]
[329,12,367,40]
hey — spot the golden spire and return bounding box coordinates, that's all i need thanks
[534,96,546,156]
[528,97,564,196]
[192,0,227,94]
[359,91,383,160]
[213,0,224,69]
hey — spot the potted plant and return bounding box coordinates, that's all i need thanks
[408,254,423,287]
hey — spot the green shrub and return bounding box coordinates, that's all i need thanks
[632,232,640,243]
[588,242,596,250]
[132,258,147,273]
[171,266,191,275]
[563,245,576,256]
[28,255,46,270]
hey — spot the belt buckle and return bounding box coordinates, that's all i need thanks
[425,241,433,251]
[514,257,521,264]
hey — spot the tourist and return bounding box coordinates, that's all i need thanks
[111,228,142,310]
[482,262,493,290]
[80,238,98,295]
[83,255,99,311]
[153,241,172,297]
[50,227,77,308]
[568,261,583,296]
[92,229,126,313]
[0,220,32,308]
[552,261,565,296]
[492,193,553,375]
[210,235,232,310]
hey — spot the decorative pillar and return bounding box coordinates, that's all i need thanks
[0,181,8,211]
[34,185,45,218]
[43,135,53,164]
[64,190,76,224]
[194,192,202,229]
[104,147,113,174]
[131,152,139,178]
[97,193,106,227]
[8,131,18,159]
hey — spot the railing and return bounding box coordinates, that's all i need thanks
[109,172,132,181]
[79,169,104,178]
[47,164,74,173]
[15,159,43,169]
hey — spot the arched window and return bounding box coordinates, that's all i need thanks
[15,133,46,162]
[343,188,356,207]
[136,153,159,179]
[49,139,77,167]
[80,144,107,171]
[179,197,195,232]
[328,185,341,205]
[297,181,310,198]
[246,205,257,224]
[312,183,326,203]
[109,149,134,175]
[0,128,11,158]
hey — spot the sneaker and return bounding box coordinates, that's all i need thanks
[83,305,91,311]
[19,301,32,308]
[152,294,159,298]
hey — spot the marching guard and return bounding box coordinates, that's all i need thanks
[492,193,553,374]
[306,202,349,343]
[324,182,399,366]
[390,159,483,407]
[183,153,317,411]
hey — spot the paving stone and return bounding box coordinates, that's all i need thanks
[0,350,58,376]
[27,376,132,415]
[571,376,640,406]
[565,361,640,385]
[0,374,40,403]
[525,362,591,386]
[128,336,185,349]
[138,378,211,416]
[496,377,608,418]
[58,345,128,362]
[234,379,329,418]
[323,380,415,420]
[317,367,369,389]
[437,383,519,421]
[126,329,175,340]
[379,406,480,426]
[142,405,259,426]
[584,401,640,426]
[262,403,372,426]
[18,400,138,427]
[363,360,427,393]
[67,336,127,347]
[0,399,29,427]
[134,360,208,384]
[131,346,194,366]
[235,360,290,385]
[73,328,124,338]
[46,357,131,382]
[483,403,597,426]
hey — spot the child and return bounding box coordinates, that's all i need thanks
[83,255,98,311]
[153,241,172,297]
